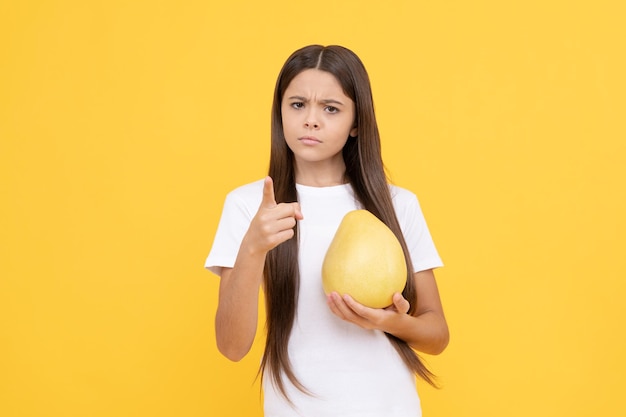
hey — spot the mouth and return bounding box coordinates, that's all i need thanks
[299,136,321,145]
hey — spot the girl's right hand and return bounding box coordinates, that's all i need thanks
[243,176,303,255]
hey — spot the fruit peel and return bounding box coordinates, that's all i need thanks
[322,210,407,308]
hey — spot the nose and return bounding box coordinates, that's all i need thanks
[304,110,320,129]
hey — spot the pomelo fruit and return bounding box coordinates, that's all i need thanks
[322,210,407,308]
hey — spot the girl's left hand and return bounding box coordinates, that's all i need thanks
[326,291,410,331]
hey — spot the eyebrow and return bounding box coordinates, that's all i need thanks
[287,95,345,106]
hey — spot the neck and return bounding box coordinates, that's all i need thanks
[297,177,347,187]
[294,158,347,187]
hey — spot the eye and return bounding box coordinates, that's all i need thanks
[325,106,339,114]
[291,102,304,109]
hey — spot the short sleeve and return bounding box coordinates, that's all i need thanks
[392,188,443,272]
[204,190,256,277]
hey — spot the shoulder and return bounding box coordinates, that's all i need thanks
[227,178,265,199]
[389,184,419,206]
[222,178,265,213]
[388,184,426,219]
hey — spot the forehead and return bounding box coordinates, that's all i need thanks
[283,69,349,98]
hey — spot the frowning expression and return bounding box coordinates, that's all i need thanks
[281,69,358,168]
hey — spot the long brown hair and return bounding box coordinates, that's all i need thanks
[261,44,436,400]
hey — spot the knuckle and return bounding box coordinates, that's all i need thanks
[284,229,295,240]
[260,223,272,235]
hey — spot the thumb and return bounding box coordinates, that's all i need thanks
[261,176,277,208]
[392,292,410,314]
[293,202,304,220]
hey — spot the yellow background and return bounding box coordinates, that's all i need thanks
[2,1,625,416]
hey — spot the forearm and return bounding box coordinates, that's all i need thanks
[328,269,449,355]
[384,310,449,355]
[388,269,449,354]
[215,244,266,361]
[214,177,303,361]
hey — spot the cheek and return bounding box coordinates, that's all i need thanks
[282,112,301,136]
[280,109,293,129]
[282,120,298,147]
[281,117,293,136]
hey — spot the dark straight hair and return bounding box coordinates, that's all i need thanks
[261,44,436,401]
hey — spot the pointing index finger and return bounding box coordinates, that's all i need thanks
[261,176,277,208]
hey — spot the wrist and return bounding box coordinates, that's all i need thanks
[240,236,270,260]
[382,310,413,339]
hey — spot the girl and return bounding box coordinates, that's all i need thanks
[206,44,449,417]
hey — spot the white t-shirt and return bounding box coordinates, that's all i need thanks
[206,179,443,417]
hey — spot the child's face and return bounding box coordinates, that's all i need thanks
[281,69,358,173]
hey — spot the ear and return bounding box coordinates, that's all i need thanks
[349,126,358,138]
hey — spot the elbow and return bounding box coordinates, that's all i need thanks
[219,349,245,362]
[430,326,450,355]
[216,340,251,362]
[214,311,255,361]
[418,325,449,356]
[216,334,253,362]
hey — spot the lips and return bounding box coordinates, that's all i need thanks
[299,136,321,145]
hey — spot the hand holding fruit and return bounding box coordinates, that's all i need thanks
[327,291,412,331]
